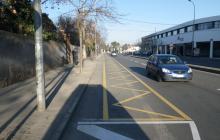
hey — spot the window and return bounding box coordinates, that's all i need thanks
[173,30,178,35]
[179,28,185,34]
[197,22,213,30]
[214,21,220,28]
[159,34,162,38]
[187,26,193,32]
[163,33,166,37]
[167,32,172,36]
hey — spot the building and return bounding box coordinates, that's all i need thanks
[142,15,220,58]
[122,44,140,54]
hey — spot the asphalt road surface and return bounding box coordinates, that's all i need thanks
[61,54,220,140]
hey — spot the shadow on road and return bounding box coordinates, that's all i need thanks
[44,84,151,140]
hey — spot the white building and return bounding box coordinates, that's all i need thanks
[123,45,140,53]
[142,15,220,58]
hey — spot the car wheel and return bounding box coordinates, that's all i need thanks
[156,73,162,82]
[146,68,150,76]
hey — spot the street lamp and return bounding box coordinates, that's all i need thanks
[188,0,196,56]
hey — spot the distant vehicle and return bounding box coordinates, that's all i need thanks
[111,52,117,57]
[146,54,193,82]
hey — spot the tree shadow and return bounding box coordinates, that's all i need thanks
[0,67,73,139]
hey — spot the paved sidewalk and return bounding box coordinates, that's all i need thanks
[0,56,99,140]
[0,66,70,140]
[180,57,220,69]
[12,57,98,140]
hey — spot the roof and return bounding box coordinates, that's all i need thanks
[142,15,220,39]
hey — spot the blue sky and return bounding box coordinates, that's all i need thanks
[42,0,220,44]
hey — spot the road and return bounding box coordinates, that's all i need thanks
[61,54,220,140]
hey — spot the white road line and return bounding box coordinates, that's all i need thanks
[189,121,201,140]
[78,121,201,140]
[77,125,133,140]
[79,121,191,125]
[217,89,220,91]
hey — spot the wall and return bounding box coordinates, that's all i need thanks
[0,30,66,88]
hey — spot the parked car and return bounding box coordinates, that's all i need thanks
[146,54,193,82]
[111,52,117,57]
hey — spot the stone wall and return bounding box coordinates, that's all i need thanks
[0,30,66,88]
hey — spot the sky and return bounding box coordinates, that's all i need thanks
[42,0,220,45]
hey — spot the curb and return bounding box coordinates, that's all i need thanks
[130,55,220,74]
[49,64,96,140]
[188,64,220,74]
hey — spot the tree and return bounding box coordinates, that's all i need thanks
[0,0,57,40]
[0,0,34,34]
[57,16,79,45]
[46,0,119,72]
[111,41,120,48]
[42,13,57,40]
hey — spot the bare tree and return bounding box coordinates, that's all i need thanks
[47,0,119,72]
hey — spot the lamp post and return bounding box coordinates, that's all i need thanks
[188,0,196,56]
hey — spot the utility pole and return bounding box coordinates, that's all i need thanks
[78,0,85,73]
[188,0,196,56]
[33,0,46,111]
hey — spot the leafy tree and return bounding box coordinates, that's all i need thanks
[57,16,79,45]
[42,13,57,40]
[0,0,34,34]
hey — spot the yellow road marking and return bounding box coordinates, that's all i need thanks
[108,71,127,76]
[114,105,183,120]
[109,75,131,80]
[110,86,147,92]
[112,58,192,120]
[111,81,139,87]
[103,58,109,120]
[113,92,151,105]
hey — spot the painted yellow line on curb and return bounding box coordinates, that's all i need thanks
[112,58,192,121]
[113,92,151,105]
[103,58,109,120]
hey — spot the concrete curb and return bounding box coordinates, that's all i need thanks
[50,68,95,140]
[188,64,220,74]
[130,55,220,74]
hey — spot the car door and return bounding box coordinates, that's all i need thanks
[147,55,154,73]
[151,56,158,75]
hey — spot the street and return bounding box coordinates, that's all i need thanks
[61,54,220,140]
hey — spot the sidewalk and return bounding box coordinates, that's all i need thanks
[130,55,220,74]
[0,56,99,140]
